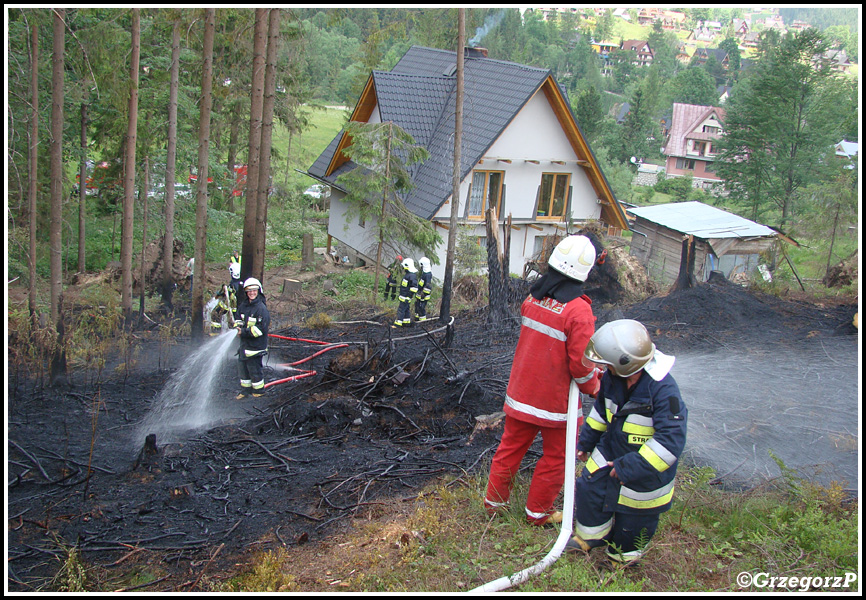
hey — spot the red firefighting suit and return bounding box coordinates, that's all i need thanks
[485,287,601,525]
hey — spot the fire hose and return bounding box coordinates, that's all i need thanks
[468,379,582,593]
[264,339,348,389]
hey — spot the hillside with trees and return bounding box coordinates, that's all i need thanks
[5,6,859,378]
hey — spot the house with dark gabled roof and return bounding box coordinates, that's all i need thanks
[620,40,654,66]
[307,45,629,281]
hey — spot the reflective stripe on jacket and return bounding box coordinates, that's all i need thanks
[578,370,687,514]
[237,294,270,357]
[398,271,419,302]
[503,293,600,428]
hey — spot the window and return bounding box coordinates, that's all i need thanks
[468,171,504,218]
[676,157,696,170]
[537,173,570,219]
[702,125,720,134]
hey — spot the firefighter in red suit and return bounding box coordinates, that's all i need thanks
[484,235,602,526]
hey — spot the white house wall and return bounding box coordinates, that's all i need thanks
[432,91,602,279]
[329,92,607,283]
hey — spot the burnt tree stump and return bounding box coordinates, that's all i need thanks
[671,234,697,292]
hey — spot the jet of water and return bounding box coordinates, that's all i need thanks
[135,330,241,445]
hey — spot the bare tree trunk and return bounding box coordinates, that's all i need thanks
[77,102,88,273]
[139,155,149,318]
[28,23,39,327]
[226,103,239,213]
[120,8,141,325]
[254,8,280,280]
[439,9,465,325]
[161,20,181,309]
[191,8,216,341]
[49,8,67,386]
[240,8,267,281]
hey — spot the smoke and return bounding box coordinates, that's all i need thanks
[469,10,506,47]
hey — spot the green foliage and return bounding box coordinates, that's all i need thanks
[715,29,848,228]
[654,173,695,202]
[454,226,487,277]
[322,269,377,301]
[667,67,718,107]
[336,121,441,260]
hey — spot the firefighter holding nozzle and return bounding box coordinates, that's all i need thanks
[567,319,687,566]
[234,277,270,399]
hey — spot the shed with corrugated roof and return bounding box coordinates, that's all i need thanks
[627,201,777,284]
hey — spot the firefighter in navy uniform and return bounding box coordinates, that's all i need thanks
[414,256,433,321]
[234,277,270,398]
[210,261,243,333]
[384,254,403,300]
[393,257,418,327]
[568,319,687,565]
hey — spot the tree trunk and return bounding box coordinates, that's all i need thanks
[254,8,280,280]
[439,10,464,325]
[226,103,239,213]
[49,8,67,386]
[139,155,149,318]
[374,123,394,303]
[241,8,267,281]
[28,23,39,327]
[120,8,140,325]
[191,8,216,341]
[671,234,697,292]
[77,102,88,273]
[161,20,180,309]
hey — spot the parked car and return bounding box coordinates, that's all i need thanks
[303,184,330,199]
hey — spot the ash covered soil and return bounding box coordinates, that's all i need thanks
[6,277,858,591]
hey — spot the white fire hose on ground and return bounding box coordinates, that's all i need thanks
[469,380,583,593]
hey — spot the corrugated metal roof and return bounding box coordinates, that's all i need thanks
[628,201,777,239]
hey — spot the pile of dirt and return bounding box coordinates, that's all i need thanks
[823,250,858,288]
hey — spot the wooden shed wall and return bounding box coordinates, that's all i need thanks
[629,217,775,285]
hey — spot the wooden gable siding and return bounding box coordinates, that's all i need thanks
[325,75,377,177]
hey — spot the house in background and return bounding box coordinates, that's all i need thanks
[662,103,727,190]
[628,201,778,285]
[307,46,629,281]
[835,140,858,169]
[620,39,654,66]
[692,47,731,71]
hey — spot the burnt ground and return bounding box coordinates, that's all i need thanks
[6,277,859,592]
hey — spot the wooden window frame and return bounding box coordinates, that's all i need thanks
[468,170,504,219]
[537,172,570,220]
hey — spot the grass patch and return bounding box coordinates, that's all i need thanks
[219,462,857,593]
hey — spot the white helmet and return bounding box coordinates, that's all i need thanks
[229,262,240,280]
[548,235,596,282]
[402,258,417,273]
[243,277,262,292]
[419,257,431,272]
[584,319,655,378]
